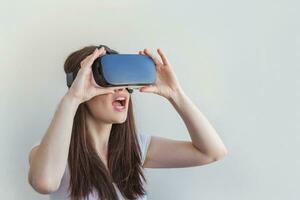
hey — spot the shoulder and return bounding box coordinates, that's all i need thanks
[136,132,152,165]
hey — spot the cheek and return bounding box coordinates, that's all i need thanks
[86,96,112,116]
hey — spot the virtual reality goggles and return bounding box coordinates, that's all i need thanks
[66,45,157,94]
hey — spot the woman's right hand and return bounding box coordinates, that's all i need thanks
[66,47,122,104]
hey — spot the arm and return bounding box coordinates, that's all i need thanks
[28,47,119,194]
[28,94,79,194]
[143,89,227,168]
[169,88,228,159]
[139,48,228,168]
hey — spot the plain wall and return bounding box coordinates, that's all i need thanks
[1,0,299,199]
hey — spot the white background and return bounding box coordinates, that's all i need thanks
[1,0,299,199]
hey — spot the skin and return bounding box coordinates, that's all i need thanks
[28,47,228,194]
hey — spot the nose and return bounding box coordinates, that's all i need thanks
[113,87,133,94]
[114,87,126,92]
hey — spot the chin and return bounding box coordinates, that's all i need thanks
[109,114,127,124]
[115,117,127,124]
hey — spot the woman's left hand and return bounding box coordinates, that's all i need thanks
[138,48,183,100]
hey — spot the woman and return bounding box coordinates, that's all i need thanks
[28,45,228,200]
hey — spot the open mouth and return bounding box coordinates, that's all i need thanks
[112,96,127,111]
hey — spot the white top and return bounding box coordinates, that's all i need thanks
[32,132,152,200]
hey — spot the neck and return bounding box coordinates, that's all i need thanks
[86,111,112,154]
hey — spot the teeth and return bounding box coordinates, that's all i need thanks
[115,97,125,101]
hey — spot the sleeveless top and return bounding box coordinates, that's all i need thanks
[31,132,152,200]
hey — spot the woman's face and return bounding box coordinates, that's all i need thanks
[85,87,131,124]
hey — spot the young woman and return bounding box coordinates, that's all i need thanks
[28,45,228,200]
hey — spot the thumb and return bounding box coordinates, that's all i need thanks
[139,85,158,93]
[93,87,115,96]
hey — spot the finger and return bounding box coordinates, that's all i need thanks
[157,48,170,66]
[143,49,162,66]
[96,85,127,91]
[80,48,100,68]
[88,47,101,60]
[93,87,115,96]
[80,54,93,68]
[81,48,106,73]
[95,46,106,57]
[88,47,106,65]
[139,85,158,93]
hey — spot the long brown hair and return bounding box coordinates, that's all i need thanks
[64,45,147,200]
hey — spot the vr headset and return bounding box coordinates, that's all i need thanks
[66,45,157,94]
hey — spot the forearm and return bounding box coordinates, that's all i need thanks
[168,89,228,159]
[29,93,80,190]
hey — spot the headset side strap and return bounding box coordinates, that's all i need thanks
[66,72,74,88]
